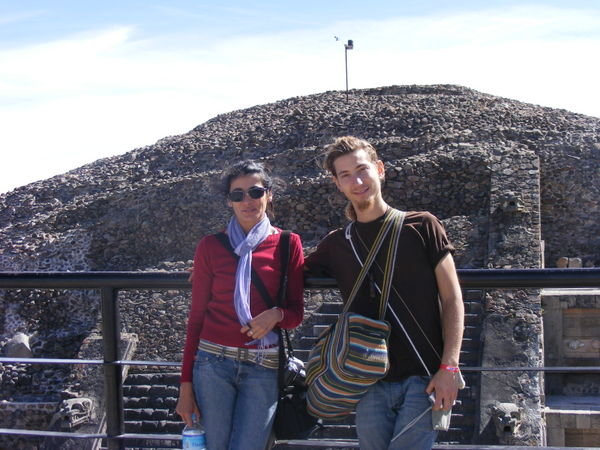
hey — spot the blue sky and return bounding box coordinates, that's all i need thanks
[1,1,599,194]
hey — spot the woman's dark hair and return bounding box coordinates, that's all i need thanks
[220,160,276,217]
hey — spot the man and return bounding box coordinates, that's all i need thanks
[305,136,464,449]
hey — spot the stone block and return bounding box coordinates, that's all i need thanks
[546,425,565,447]
[559,412,576,428]
[557,257,569,268]
[569,258,583,268]
[575,412,592,428]
[3,333,32,358]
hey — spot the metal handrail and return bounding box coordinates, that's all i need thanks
[1,267,600,289]
[1,357,599,373]
[1,268,599,449]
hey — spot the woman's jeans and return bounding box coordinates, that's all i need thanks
[193,349,278,450]
[356,376,437,450]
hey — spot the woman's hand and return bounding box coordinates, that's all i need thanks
[240,307,283,340]
[176,382,201,426]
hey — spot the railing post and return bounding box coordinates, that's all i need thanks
[101,287,124,450]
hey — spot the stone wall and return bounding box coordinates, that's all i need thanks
[476,148,544,445]
[543,291,600,397]
[2,85,598,270]
[543,290,600,447]
[0,402,57,450]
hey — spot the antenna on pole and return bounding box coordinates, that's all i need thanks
[344,39,354,102]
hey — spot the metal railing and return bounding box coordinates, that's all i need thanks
[1,268,600,449]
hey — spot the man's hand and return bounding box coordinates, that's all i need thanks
[425,369,459,410]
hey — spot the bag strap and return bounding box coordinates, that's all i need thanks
[215,231,294,389]
[277,230,294,358]
[274,231,294,389]
[277,230,291,307]
[275,231,295,358]
[346,212,434,376]
[344,209,404,320]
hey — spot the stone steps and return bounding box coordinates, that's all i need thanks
[439,291,483,444]
[119,372,183,449]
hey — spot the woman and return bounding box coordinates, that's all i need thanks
[176,160,304,450]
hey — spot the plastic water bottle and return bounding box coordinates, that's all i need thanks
[182,414,206,449]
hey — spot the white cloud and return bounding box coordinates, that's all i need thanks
[344,6,600,115]
[1,4,599,194]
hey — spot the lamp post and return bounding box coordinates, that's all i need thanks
[344,39,353,102]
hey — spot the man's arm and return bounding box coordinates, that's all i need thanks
[425,252,464,410]
[303,230,335,277]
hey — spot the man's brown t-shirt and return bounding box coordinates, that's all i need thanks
[304,209,454,381]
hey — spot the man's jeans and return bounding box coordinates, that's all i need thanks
[193,349,278,450]
[356,376,437,450]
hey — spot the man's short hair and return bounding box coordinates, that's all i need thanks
[322,136,379,177]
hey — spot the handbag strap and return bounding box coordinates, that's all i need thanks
[215,230,294,388]
[274,231,295,389]
[277,230,294,361]
[275,231,294,358]
[344,209,404,320]
[277,230,291,308]
[214,229,291,313]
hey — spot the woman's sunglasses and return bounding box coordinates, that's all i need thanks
[228,186,269,202]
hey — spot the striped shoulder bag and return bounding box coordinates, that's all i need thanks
[305,209,405,419]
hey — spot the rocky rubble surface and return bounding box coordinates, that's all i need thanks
[1,84,599,399]
[1,85,598,271]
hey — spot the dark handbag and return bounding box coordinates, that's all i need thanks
[273,231,320,440]
[274,384,320,440]
[273,329,320,440]
[215,231,320,439]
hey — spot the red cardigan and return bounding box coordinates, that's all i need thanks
[180,230,304,382]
